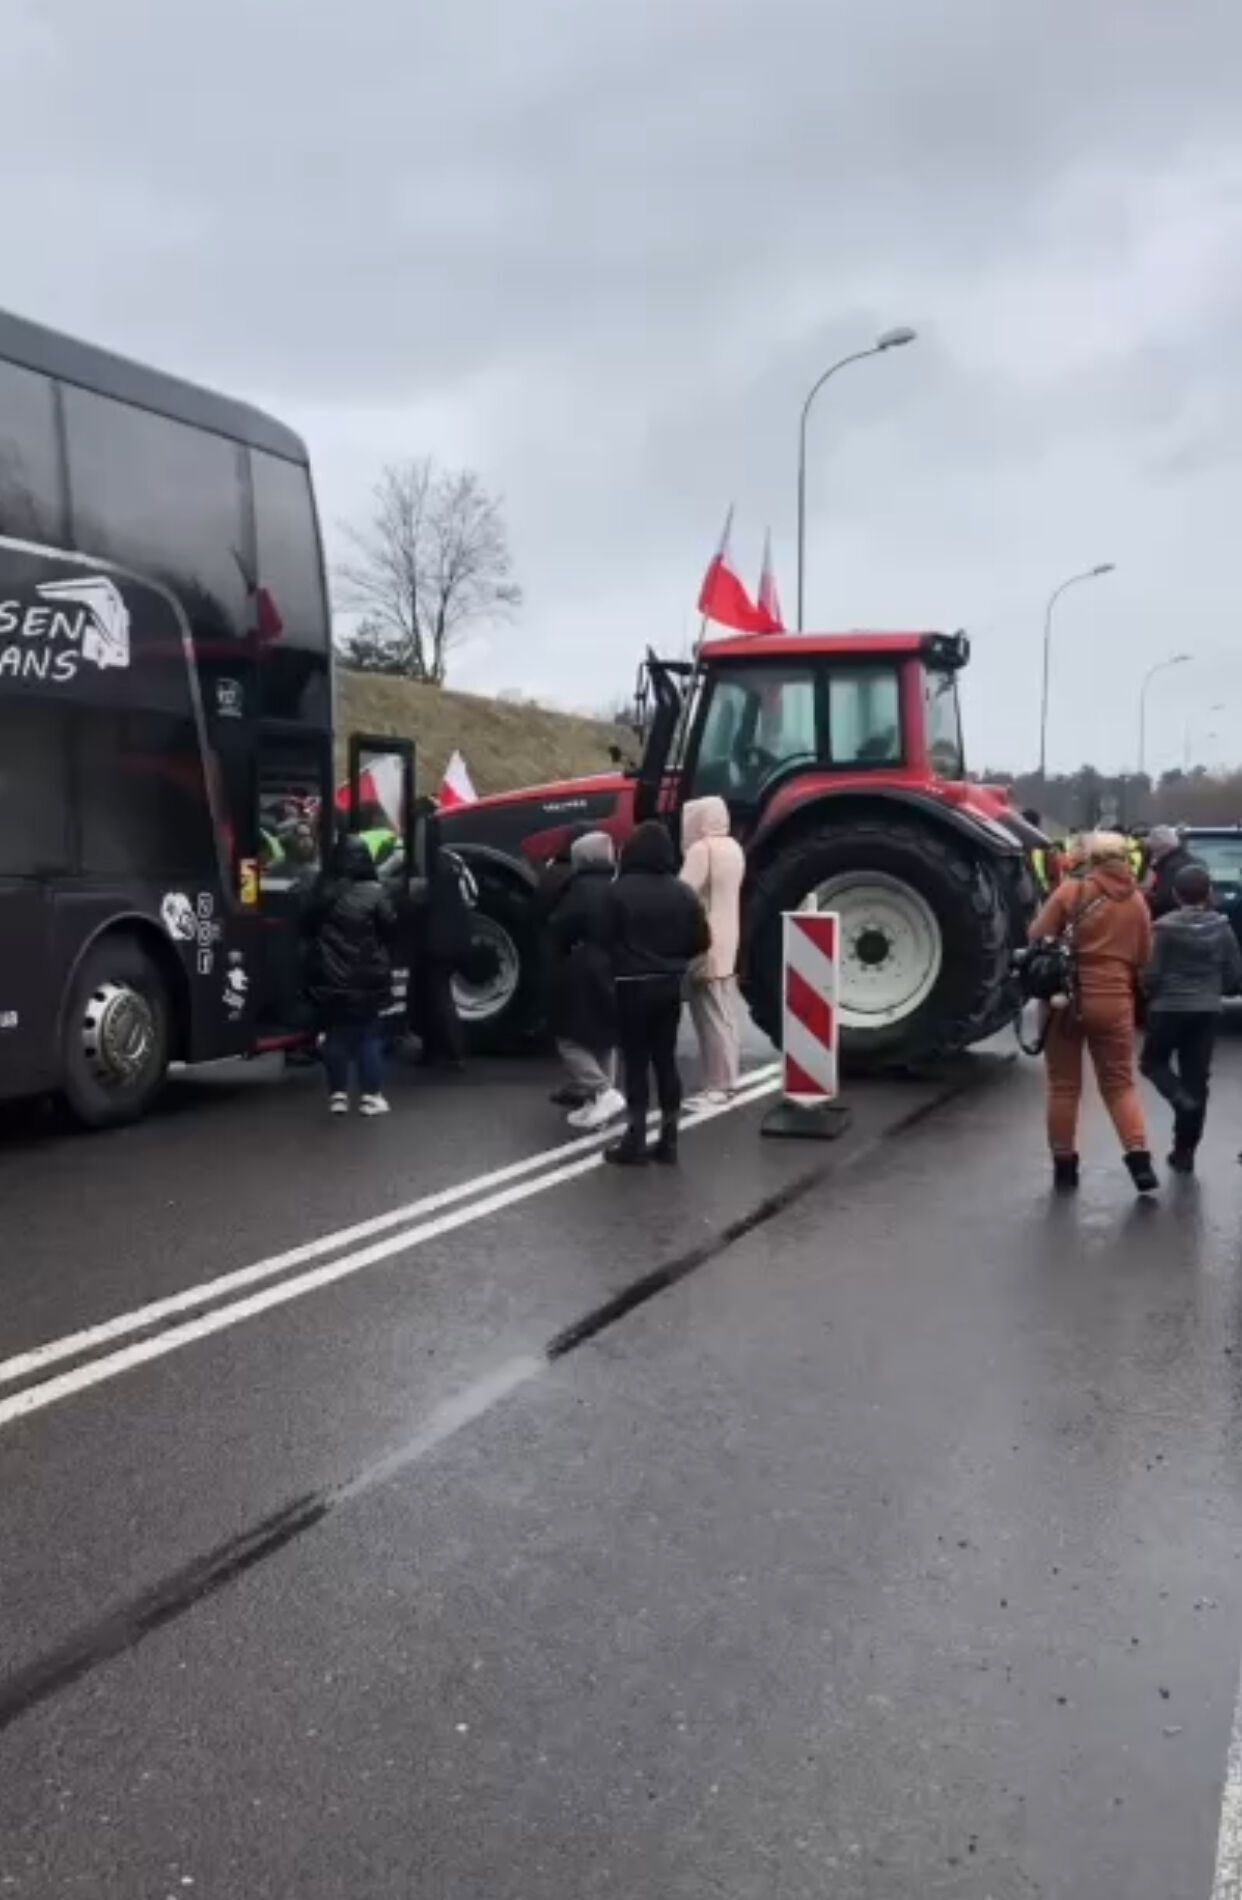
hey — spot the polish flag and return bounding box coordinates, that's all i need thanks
[440,749,478,809]
[756,530,785,633]
[333,752,405,822]
[697,507,767,634]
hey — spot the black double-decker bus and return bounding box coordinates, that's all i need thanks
[0,311,412,1125]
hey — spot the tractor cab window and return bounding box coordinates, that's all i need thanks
[828,666,902,767]
[690,665,819,804]
[924,666,964,780]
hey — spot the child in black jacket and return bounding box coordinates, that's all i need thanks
[1141,863,1242,1170]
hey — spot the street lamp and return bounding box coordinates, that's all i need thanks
[1037,563,1115,783]
[1138,653,1192,780]
[795,325,917,630]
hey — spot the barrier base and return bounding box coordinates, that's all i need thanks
[760,1098,853,1142]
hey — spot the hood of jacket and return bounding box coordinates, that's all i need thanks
[570,829,616,872]
[620,821,677,876]
[335,835,378,882]
[1087,860,1137,901]
[681,796,730,849]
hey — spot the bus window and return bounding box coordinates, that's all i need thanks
[251,451,329,653]
[77,711,220,882]
[0,362,65,545]
[62,386,249,643]
[0,702,71,874]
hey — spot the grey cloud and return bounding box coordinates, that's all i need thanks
[6,0,1242,770]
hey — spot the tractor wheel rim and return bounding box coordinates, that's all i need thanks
[809,872,943,1028]
[81,982,157,1089]
[453,915,521,1022]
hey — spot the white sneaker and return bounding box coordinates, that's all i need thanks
[359,1093,390,1117]
[568,1088,626,1130]
[329,1093,350,1115]
[684,1089,729,1113]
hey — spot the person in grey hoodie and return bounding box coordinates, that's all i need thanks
[1141,863,1242,1170]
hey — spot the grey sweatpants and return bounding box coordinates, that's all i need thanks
[557,1039,616,1097]
[686,976,740,1093]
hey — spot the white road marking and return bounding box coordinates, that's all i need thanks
[0,1072,781,1433]
[1212,1665,1242,1898]
[0,1063,780,1395]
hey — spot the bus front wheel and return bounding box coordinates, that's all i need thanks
[61,936,172,1128]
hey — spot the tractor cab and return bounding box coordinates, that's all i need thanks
[634,629,973,847]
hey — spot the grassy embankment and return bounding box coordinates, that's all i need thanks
[337,672,632,797]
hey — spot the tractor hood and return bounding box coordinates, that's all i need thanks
[448,770,627,816]
[436,771,633,873]
[929,779,1030,852]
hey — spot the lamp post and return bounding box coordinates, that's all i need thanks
[795,325,917,631]
[1138,653,1192,781]
[1037,564,1115,783]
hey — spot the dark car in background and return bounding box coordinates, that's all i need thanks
[1182,827,1242,951]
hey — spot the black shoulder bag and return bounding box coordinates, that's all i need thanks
[1013,884,1107,1055]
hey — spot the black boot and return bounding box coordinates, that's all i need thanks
[1170,1107,1204,1173]
[605,1119,648,1167]
[1124,1149,1159,1195]
[652,1117,679,1165]
[1052,1153,1080,1192]
[1168,1115,1198,1173]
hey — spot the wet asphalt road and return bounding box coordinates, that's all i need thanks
[5,1030,1242,1896]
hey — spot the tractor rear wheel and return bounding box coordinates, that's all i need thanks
[747,818,1012,1068]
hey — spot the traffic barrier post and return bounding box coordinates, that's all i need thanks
[761,910,853,1141]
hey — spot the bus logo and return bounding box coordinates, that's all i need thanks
[35,577,131,671]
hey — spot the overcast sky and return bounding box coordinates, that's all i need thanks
[8,0,1242,775]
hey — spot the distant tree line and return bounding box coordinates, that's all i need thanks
[979,764,1242,833]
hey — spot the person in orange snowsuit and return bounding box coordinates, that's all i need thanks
[1028,831,1156,1194]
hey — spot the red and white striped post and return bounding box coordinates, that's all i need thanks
[761,910,853,1140]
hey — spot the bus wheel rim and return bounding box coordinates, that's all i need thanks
[81,982,157,1089]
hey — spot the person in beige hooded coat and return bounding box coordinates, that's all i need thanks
[680,795,746,1101]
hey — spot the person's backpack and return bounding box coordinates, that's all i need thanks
[1012,885,1107,1053]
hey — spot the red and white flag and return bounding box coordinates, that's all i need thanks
[334,752,405,823]
[440,749,478,809]
[697,507,766,634]
[756,530,785,633]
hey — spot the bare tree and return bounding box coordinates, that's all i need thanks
[336,458,521,684]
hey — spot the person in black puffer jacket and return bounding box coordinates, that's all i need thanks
[302,835,398,1116]
[548,831,623,1126]
[603,820,710,1166]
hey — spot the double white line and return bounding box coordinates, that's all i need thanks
[0,1065,782,1434]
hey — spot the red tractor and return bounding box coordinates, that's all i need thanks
[437,629,1038,1069]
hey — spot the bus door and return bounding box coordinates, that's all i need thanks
[252,721,334,1033]
[346,733,416,1026]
